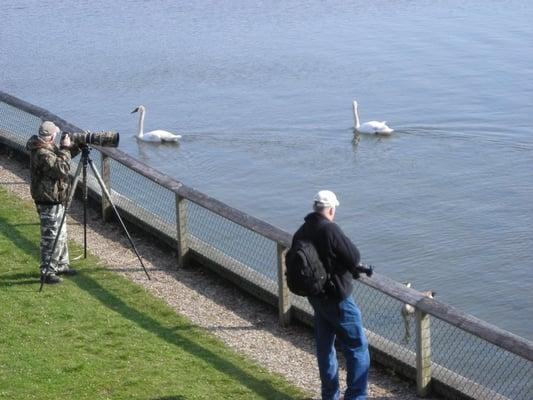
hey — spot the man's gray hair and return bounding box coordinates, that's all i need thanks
[313,202,329,213]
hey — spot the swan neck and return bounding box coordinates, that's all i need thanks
[353,103,360,129]
[137,108,145,137]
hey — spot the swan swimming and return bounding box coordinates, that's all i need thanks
[352,100,393,135]
[131,105,182,142]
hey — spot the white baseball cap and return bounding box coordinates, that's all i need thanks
[313,190,340,208]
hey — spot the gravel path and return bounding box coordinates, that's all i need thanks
[0,150,435,400]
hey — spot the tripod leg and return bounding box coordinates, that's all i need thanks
[39,159,84,292]
[83,157,88,259]
[87,158,151,280]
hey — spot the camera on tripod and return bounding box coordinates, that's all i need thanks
[61,131,120,147]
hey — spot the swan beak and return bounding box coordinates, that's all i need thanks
[131,107,139,114]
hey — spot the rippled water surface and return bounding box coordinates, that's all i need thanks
[2,1,532,338]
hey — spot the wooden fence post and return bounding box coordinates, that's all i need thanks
[175,194,189,268]
[277,243,291,327]
[100,154,112,222]
[416,309,432,397]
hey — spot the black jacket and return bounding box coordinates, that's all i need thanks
[292,212,361,300]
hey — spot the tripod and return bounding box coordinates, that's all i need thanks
[39,146,150,292]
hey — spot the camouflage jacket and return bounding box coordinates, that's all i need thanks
[26,135,78,204]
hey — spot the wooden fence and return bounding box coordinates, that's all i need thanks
[1,90,531,399]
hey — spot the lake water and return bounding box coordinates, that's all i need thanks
[2,0,532,339]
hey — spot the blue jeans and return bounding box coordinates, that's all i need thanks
[309,295,370,400]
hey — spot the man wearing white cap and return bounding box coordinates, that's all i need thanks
[26,121,79,284]
[291,190,370,400]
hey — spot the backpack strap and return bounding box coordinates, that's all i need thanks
[312,219,334,277]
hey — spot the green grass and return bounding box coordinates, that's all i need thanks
[0,187,310,400]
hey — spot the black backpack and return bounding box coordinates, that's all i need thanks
[285,239,329,297]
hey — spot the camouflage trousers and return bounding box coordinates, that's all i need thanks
[37,204,70,274]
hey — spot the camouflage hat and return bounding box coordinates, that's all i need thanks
[39,121,59,137]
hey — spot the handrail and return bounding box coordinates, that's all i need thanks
[1,89,531,364]
[359,273,533,361]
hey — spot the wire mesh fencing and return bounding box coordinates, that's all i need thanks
[1,93,531,400]
[0,100,43,152]
[354,281,533,399]
[430,316,532,399]
[107,157,176,238]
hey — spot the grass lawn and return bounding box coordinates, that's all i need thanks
[0,187,310,400]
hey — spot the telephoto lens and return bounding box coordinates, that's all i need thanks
[68,131,120,147]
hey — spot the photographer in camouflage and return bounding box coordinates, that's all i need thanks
[26,121,80,284]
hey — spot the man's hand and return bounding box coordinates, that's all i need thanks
[60,132,71,148]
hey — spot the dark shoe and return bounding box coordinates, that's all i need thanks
[57,268,77,276]
[43,274,63,284]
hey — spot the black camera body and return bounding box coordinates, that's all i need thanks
[62,131,119,148]
[354,263,374,278]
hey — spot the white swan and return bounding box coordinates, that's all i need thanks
[131,105,182,142]
[352,100,393,135]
